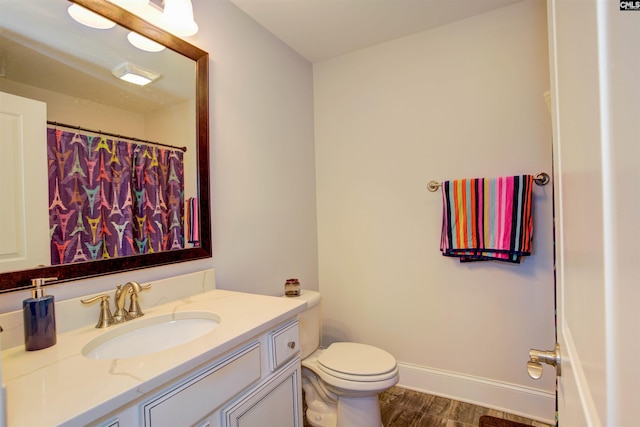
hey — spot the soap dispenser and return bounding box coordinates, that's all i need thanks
[23,277,58,351]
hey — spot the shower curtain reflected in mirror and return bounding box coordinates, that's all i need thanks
[47,127,184,265]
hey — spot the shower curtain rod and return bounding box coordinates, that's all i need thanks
[426,172,550,192]
[47,121,187,152]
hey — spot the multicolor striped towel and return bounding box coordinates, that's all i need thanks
[186,197,199,246]
[440,175,534,263]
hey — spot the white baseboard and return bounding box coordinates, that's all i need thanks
[396,362,556,425]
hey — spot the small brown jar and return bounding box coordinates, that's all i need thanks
[284,278,300,296]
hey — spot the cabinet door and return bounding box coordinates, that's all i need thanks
[222,358,302,427]
[143,342,261,427]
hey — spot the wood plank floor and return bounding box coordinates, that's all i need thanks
[378,387,553,427]
[303,386,553,427]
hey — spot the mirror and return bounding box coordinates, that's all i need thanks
[0,0,211,292]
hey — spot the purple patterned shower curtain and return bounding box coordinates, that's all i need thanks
[47,127,184,265]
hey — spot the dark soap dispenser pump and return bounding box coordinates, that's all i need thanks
[23,277,58,351]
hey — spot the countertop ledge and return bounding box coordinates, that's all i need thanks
[2,289,306,427]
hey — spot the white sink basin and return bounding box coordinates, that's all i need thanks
[82,311,221,360]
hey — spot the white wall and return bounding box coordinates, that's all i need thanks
[314,0,555,421]
[0,0,318,311]
[192,0,318,295]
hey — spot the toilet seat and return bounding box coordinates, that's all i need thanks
[317,342,398,382]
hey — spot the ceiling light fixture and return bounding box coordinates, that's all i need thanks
[111,62,161,86]
[68,4,116,29]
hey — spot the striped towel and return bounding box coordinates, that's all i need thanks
[186,197,199,246]
[440,175,534,263]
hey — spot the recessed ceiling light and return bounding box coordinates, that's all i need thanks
[68,4,116,29]
[111,62,161,86]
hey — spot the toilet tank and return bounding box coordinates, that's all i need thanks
[288,290,321,359]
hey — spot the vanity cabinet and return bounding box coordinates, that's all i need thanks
[91,319,301,427]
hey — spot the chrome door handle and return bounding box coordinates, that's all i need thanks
[527,343,561,379]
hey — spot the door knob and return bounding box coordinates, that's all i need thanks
[527,343,561,379]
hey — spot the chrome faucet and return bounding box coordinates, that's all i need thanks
[113,281,151,323]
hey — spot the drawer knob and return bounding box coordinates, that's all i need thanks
[287,341,296,349]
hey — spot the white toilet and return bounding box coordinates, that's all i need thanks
[291,290,399,427]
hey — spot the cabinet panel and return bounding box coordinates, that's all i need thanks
[143,342,261,427]
[87,397,139,427]
[222,357,302,427]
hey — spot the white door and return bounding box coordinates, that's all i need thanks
[0,92,49,272]
[547,1,640,426]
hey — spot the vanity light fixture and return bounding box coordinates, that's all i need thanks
[109,0,199,37]
[68,3,116,29]
[127,32,166,52]
[111,62,161,86]
[70,0,199,51]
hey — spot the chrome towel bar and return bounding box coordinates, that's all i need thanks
[427,172,550,192]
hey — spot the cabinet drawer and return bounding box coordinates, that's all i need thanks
[142,342,261,427]
[269,320,299,371]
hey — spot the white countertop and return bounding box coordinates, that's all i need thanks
[1,289,306,427]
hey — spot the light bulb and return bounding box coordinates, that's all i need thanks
[68,4,116,29]
[127,32,165,52]
[161,0,198,37]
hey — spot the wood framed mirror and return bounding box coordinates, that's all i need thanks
[0,0,211,292]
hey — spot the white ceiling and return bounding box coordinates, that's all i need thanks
[228,0,525,63]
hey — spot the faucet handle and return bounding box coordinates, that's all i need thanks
[81,294,115,328]
[127,283,151,318]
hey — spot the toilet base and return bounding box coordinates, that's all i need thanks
[306,406,338,427]
[304,394,384,427]
[336,395,383,427]
[302,375,385,427]
[302,373,337,427]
